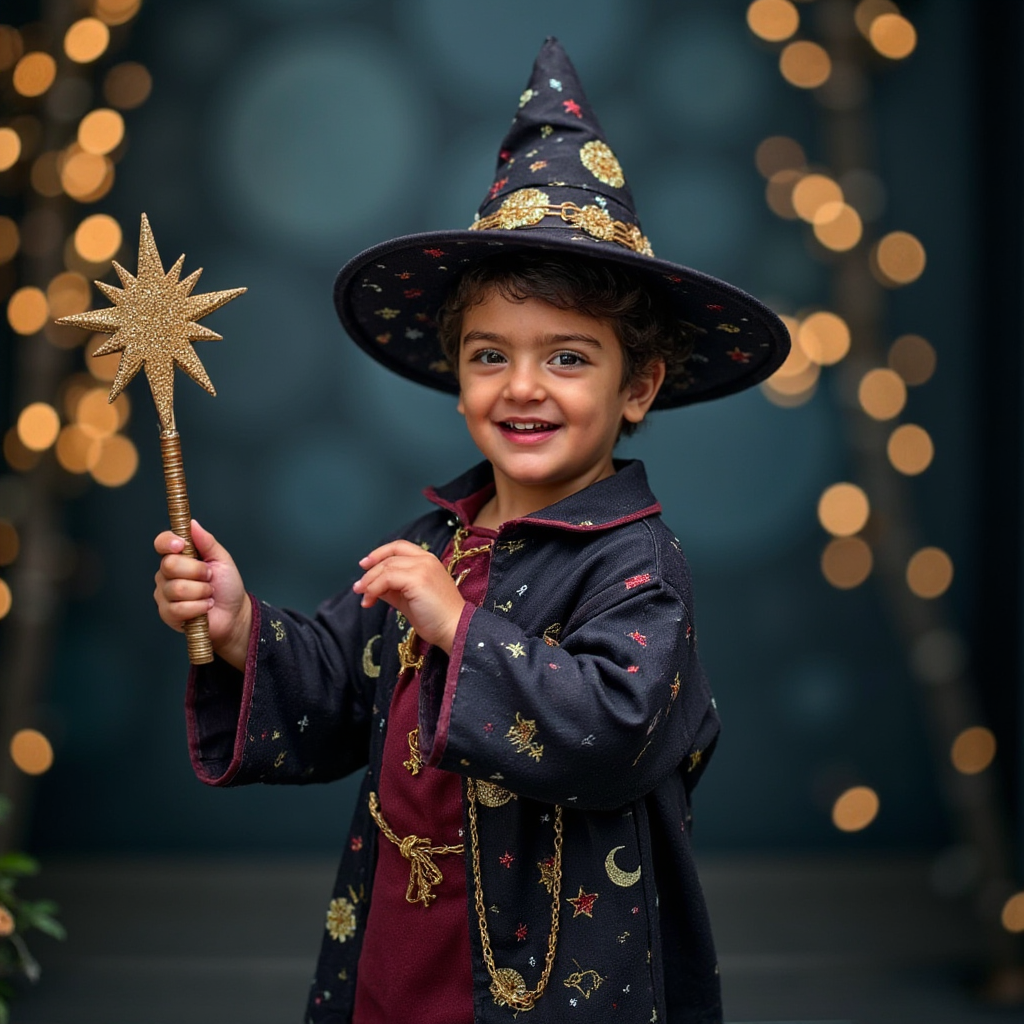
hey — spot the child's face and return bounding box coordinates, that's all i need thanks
[456,287,662,513]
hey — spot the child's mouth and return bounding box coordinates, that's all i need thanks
[498,420,560,441]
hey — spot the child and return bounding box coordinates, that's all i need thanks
[154,39,788,1024]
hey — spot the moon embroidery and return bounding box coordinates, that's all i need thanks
[605,845,641,887]
[362,634,382,678]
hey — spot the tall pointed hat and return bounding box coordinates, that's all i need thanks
[334,38,789,408]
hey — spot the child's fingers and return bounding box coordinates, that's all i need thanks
[161,597,215,626]
[154,530,185,555]
[159,576,214,603]
[359,539,434,569]
[159,552,212,582]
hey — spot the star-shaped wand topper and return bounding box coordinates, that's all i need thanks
[58,214,246,664]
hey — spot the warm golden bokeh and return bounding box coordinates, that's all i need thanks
[74,213,122,262]
[818,483,870,537]
[78,108,125,155]
[873,231,926,285]
[792,173,843,222]
[780,40,832,89]
[858,368,907,420]
[747,0,800,42]
[765,168,803,219]
[103,61,152,109]
[888,334,936,385]
[94,0,142,27]
[887,424,934,476]
[799,312,851,365]
[13,52,57,97]
[854,0,900,37]
[61,374,98,421]
[10,728,54,775]
[47,271,92,319]
[1002,893,1024,934]
[61,147,112,200]
[64,17,110,63]
[90,434,139,487]
[906,547,954,599]
[76,387,120,438]
[29,151,62,198]
[832,786,879,832]
[0,126,21,171]
[55,423,102,474]
[0,216,18,263]
[813,202,863,251]
[950,726,996,776]
[0,520,18,566]
[3,428,40,472]
[869,12,917,59]
[7,286,49,335]
[821,536,873,589]
[0,25,24,71]
[755,135,805,178]
[0,578,11,620]
[86,332,121,381]
[17,402,61,452]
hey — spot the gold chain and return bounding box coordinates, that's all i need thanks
[398,526,493,674]
[368,791,464,908]
[467,778,563,1012]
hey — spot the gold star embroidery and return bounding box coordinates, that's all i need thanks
[507,712,544,761]
[688,749,703,772]
[504,641,526,658]
[537,855,558,894]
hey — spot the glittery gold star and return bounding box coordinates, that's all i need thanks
[57,213,245,431]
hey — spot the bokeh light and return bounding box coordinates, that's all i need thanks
[887,424,934,475]
[90,434,139,486]
[821,537,873,589]
[7,286,49,335]
[61,146,113,201]
[0,126,21,171]
[0,578,11,620]
[792,173,843,222]
[64,17,110,63]
[47,271,91,319]
[765,168,802,219]
[30,151,63,198]
[76,387,120,438]
[103,61,152,109]
[17,402,61,452]
[888,334,936,385]
[3,428,40,472]
[950,726,996,776]
[832,786,879,831]
[74,213,121,262]
[854,0,900,38]
[13,52,57,97]
[55,424,101,474]
[780,40,831,89]
[1002,893,1024,934]
[0,520,18,565]
[747,0,800,42]
[812,202,863,251]
[94,0,142,27]
[10,728,54,775]
[755,135,805,178]
[85,333,121,381]
[0,26,24,71]
[872,231,926,285]
[763,316,820,406]
[869,13,917,59]
[906,547,954,599]
[0,216,19,263]
[818,482,870,537]
[78,108,125,154]
[858,368,907,420]
[799,312,850,365]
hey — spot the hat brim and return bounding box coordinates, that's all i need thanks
[333,226,790,410]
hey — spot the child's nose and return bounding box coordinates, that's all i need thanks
[503,362,545,403]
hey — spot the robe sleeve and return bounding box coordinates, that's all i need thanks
[186,587,388,787]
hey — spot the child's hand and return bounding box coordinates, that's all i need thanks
[353,541,466,654]
[153,520,252,671]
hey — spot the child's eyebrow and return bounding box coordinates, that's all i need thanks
[462,329,604,348]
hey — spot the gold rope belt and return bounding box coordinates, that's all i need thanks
[368,791,464,908]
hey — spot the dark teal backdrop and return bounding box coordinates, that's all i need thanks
[0,0,993,855]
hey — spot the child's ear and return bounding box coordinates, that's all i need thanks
[456,391,466,416]
[623,359,667,424]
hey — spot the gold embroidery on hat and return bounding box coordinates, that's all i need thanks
[470,188,653,256]
[580,140,625,188]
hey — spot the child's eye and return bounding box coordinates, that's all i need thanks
[550,350,587,367]
[469,348,506,364]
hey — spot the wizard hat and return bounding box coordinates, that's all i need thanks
[333,38,789,408]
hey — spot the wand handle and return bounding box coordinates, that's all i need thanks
[160,430,214,665]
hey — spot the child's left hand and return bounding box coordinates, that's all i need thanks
[353,541,466,654]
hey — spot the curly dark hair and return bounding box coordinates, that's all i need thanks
[436,251,693,437]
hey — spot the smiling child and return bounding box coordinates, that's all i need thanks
[154,38,788,1024]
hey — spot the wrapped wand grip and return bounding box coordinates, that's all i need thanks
[160,430,214,665]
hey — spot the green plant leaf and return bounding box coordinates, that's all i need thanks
[0,994,9,1024]
[17,902,65,940]
[0,853,38,877]
[0,796,10,823]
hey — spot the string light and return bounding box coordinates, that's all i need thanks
[765,168,803,219]
[2,429,40,472]
[9,729,54,775]
[94,0,142,27]
[854,0,900,38]
[64,17,110,63]
[0,216,18,263]
[812,202,863,251]
[74,213,122,262]
[869,13,917,59]
[12,52,57,97]
[798,311,851,365]
[90,434,139,487]
[906,547,954,599]
[29,151,63,198]
[818,483,870,536]
[887,424,933,475]
[755,135,806,178]
[46,272,92,320]
[763,317,820,405]
[78,108,125,155]
[780,40,832,89]
[872,230,926,286]
[1002,893,1024,934]
[103,61,152,109]
[7,286,49,335]
[60,145,114,202]
[888,334,936,385]
[950,727,996,776]
[16,402,61,452]
[0,126,21,171]
[0,26,24,71]
[75,387,119,438]
[821,536,873,589]
[55,424,101,474]
[0,520,18,565]
[832,786,879,831]
[792,173,843,221]
[0,578,11,620]
[858,368,907,420]
[746,0,800,42]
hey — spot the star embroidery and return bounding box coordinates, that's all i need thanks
[537,855,557,893]
[375,333,390,344]
[403,288,423,299]
[628,630,648,647]
[499,148,512,162]
[706,303,724,311]
[499,850,515,868]
[541,124,553,137]
[688,749,703,772]
[624,573,651,590]
[563,99,582,117]
[505,641,526,659]
[423,248,445,257]
[405,328,423,339]
[549,77,562,91]
[716,322,740,333]
[581,734,596,746]
[396,271,413,279]
[530,160,548,172]
[627,666,639,673]
[567,887,598,918]
[488,177,509,199]
[375,307,399,319]
[297,715,309,732]
[516,922,528,940]
[726,347,751,363]
[484,722,494,733]
[350,835,363,851]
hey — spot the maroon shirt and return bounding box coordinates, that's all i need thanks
[353,487,496,1024]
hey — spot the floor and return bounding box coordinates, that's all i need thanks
[7,854,1022,1023]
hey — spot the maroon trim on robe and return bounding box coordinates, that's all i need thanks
[430,602,477,767]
